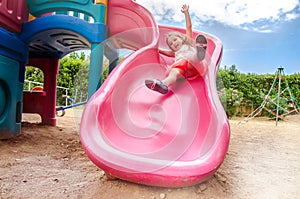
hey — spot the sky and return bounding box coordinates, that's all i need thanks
[135,0,300,75]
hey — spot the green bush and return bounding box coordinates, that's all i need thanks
[24,51,111,106]
[24,55,300,118]
[24,67,44,90]
[218,66,300,117]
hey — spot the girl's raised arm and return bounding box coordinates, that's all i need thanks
[181,4,192,39]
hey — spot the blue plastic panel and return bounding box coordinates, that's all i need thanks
[20,15,107,58]
[0,55,23,139]
[0,27,28,62]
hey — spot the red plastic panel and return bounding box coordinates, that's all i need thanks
[23,58,59,126]
[0,0,29,32]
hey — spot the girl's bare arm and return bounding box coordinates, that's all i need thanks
[181,4,192,39]
[159,48,175,57]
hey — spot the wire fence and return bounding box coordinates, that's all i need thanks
[24,80,73,106]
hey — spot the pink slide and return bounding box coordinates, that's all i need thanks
[80,0,230,187]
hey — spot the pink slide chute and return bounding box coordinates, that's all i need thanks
[80,0,230,187]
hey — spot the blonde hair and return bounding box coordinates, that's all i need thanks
[166,31,193,50]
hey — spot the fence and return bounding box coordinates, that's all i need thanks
[24,80,88,107]
[24,80,69,106]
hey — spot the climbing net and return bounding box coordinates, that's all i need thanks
[240,66,300,125]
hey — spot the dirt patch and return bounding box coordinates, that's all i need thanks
[1,110,300,199]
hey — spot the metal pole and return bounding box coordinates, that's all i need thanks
[276,67,283,126]
[65,89,68,106]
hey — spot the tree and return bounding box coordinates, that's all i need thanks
[57,52,88,105]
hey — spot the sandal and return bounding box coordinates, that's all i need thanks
[195,34,207,61]
[145,79,168,94]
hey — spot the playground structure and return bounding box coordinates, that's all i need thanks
[0,0,108,138]
[0,0,29,139]
[0,0,230,187]
[241,66,300,126]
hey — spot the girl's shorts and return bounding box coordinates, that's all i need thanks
[171,59,200,80]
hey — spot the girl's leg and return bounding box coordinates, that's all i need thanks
[144,60,186,94]
[144,69,182,95]
[195,34,207,61]
[162,68,183,86]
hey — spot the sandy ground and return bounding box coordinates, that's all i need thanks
[1,109,300,199]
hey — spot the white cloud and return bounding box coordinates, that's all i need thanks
[135,0,300,32]
[285,13,299,21]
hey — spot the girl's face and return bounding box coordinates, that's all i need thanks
[167,35,183,52]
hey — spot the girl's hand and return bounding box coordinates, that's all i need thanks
[181,4,189,13]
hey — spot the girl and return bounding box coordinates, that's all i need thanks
[145,4,207,94]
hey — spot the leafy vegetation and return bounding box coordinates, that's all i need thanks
[218,65,300,117]
[25,52,92,106]
[24,54,300,117]
[57,52,89,105]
